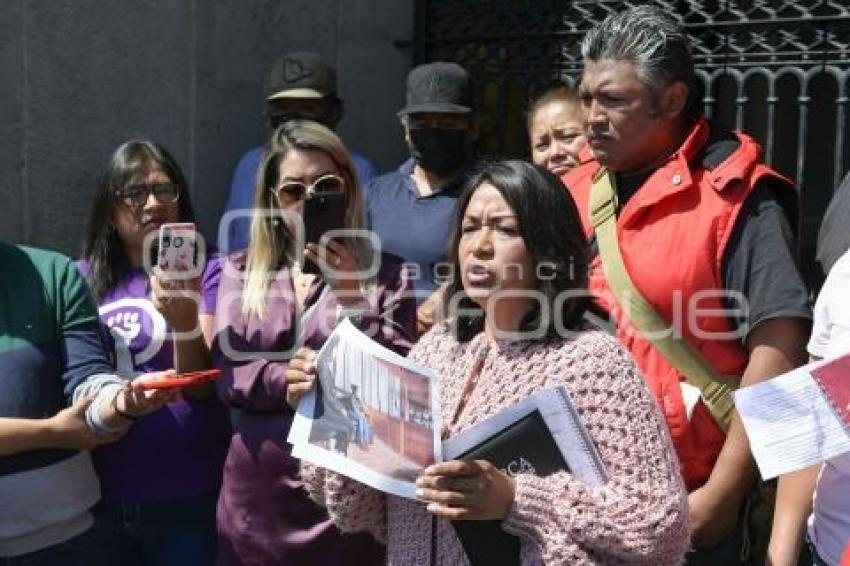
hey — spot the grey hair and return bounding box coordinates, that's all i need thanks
[581,5,697,113]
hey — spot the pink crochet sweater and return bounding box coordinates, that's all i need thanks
[302,323,690,565]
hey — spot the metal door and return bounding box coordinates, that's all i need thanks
[418,0,850,284]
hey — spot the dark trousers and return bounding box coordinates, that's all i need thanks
[686,526,821,566]
[92,491,219,566]
[1,521,127,566]
[685,528,745,565]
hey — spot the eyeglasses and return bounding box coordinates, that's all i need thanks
[272,174,345,205]
[115,183,180,208]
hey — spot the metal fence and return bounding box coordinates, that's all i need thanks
[417,0,850,284]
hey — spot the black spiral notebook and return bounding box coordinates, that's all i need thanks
[441,386,607,566]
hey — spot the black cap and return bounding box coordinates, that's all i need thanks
[267,52,337,101]
[398,62,473,116]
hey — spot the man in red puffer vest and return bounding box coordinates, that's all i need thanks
[564,6,812,562]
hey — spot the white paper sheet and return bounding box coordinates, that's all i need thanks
[287,319,441,499]
[734,362,850,480]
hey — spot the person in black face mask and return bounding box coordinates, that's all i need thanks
[405,113,473,177]
[220,51,377,252]
[402,63,478,179]
[364,61,480,335]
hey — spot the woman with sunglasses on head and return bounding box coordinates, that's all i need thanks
[294,161,690,564]
[212,120,416,565]
[78,140,231,565]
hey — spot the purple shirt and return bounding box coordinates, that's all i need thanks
[76,256,232,503]
[212,251,416,566]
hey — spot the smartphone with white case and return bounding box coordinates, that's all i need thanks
[157,223,197,273]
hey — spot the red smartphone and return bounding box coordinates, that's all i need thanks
[138,369,221,390]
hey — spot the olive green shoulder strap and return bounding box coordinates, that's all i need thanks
[590,168,737,431]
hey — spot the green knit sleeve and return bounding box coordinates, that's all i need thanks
[51,254,100,331]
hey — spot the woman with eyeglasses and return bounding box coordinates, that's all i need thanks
[78,140,231,565]
[211,120,416,565]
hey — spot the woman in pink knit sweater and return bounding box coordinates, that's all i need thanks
[288,161,690,564]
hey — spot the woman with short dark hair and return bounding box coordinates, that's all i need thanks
[293,160,690,564]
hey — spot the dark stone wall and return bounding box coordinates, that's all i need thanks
[0,0,414,254]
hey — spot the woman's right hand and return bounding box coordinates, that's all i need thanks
[150,269,202,334]
[284,347,317,410]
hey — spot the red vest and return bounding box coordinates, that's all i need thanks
[564,118,793,490]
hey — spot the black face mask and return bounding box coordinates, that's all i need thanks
[409,128,469,176]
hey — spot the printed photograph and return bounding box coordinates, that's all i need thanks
[308,332,435,483]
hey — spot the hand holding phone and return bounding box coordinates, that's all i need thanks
[153,223,204,328]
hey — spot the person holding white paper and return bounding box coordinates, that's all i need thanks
[212,120,416,565]
[293,160,690,564]
[769,249,850,566]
